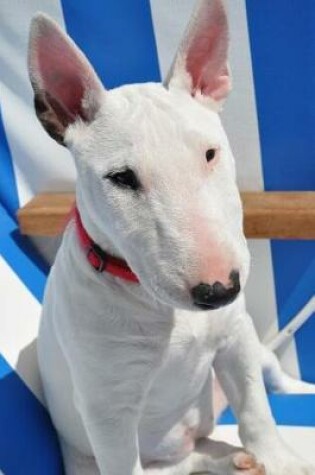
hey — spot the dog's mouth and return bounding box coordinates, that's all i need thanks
[136,269,241,313]
[193,292,239,311]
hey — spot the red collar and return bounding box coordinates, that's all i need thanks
[74,207,139,283]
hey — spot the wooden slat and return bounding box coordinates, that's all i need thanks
[17,192,315,239]
[17,193,75,237]
[242,192,315,239]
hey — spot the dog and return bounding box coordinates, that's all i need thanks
[28,1,315,474]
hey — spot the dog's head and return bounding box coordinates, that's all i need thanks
[28,0,250,311]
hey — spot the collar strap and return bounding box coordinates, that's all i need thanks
[74,207,139,283]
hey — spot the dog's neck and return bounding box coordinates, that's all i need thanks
[62,218,175,326]
[68,202,159,304]
[75,203,124,261]
[74,206,139,282]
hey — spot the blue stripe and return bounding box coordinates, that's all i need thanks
[0,355,63,474]
[0,105,19,220]
[0,204,48,303]
[245,0,315,191]
[276,254,315,383]
[61,0,161,89]
[246,1,315,381]
[0,356,12,380]
[271,242,315,383]
[220,395,315,427]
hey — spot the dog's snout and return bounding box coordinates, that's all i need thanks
[191,270,240,310]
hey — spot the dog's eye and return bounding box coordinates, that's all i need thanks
[104,168,141,191]
[206,149,216,162]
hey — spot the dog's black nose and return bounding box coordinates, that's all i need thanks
[191,270,240,310]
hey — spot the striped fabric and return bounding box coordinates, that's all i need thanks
[0,0,314,473]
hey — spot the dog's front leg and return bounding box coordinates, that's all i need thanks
[213,312,315,475]
[60,331,165,475]
[76,404,143,475]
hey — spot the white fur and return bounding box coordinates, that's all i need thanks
[29,4,315,475]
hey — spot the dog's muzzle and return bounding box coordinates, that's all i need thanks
[191,270,240,310]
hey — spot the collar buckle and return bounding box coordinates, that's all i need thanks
[87,244,107,273]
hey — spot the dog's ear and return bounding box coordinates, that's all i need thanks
[28,13,104,145]
[165,0,231,106]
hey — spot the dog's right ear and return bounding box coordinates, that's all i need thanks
[28,13,104,145]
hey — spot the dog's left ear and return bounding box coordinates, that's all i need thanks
[28,13,104,145]
[165,0,231,106]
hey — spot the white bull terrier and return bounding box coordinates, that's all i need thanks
[28,1,315,474]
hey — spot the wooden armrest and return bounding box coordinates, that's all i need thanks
[17,192,315,239]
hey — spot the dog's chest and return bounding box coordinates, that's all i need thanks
[155,311,214,397]
[139,312,215,463]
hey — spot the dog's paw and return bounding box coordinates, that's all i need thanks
[232,451,265,474]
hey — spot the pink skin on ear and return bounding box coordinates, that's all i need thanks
[28,14,103,142]
[35,31,87,122]
[169,0,231,102]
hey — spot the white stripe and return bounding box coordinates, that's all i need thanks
[245,240,278,339]
[0,0,76,208]
[149,0,194,79]
[222,0,263,191]
[0,256,43,402]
